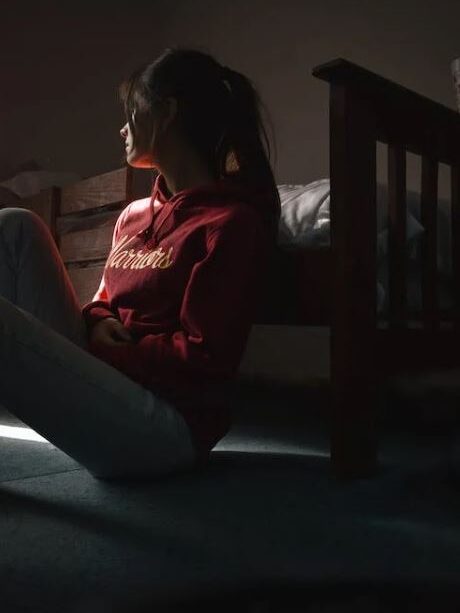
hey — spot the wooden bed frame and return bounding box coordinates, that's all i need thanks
[11,58,460,479]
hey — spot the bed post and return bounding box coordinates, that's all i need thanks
[314,61,379,478]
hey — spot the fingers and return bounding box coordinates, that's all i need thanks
[90,319,133,348]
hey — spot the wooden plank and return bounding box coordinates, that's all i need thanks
[59,165,155,216]
[420,155,439,330]
[452,163,460,331]
[387,143,407,328]
[313,58,460,164]
[56,164,154,265]
[66,263,106,307]
[58,208,120,264]
[60,167,129,215]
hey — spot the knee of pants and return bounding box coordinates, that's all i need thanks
[0,207,48,240]
[0,206,42,225]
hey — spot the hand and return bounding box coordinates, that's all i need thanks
[90,316,134,348]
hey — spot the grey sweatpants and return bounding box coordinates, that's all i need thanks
[0,207,196,480]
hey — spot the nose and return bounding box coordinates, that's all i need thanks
[120,123,128,139]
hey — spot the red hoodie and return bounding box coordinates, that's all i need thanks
[81,171,274,466]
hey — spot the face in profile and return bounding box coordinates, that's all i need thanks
[119,109,155,168]
[120,111,134,158]
[120,98,179,171]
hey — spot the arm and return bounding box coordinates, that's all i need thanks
[80,277,118,333]
[90,208,271,389]
[81,204,131,333]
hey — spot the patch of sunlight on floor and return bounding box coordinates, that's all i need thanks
[215,440,330,457]
[0,424,49,442]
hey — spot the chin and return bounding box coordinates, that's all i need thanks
[125,147,158,170]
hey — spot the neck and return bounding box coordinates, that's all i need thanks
[157,153,217,197]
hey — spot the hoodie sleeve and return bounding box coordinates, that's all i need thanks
[81,204,131,333]
[89,207,271,388]
[81,279,119,334]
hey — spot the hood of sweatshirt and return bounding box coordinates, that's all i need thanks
[136,172,274,247]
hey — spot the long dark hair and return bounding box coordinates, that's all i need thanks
[118,46,281,245]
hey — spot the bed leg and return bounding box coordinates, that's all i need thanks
[325,81,379,479]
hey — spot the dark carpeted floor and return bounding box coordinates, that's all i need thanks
[1,377,460,612]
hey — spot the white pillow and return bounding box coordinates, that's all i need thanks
[277,180,331,248]
[277,179,425,259]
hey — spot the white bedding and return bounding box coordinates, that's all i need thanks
[276,179,424,252]
[276,179,451,315]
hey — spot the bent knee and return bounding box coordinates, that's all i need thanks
[0,206,45,231]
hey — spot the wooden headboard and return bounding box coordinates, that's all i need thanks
[14,166,152,307]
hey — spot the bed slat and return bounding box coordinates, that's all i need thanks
[60,168,128,215]
[420,155,439,330]
[58,209,118,264]
[388,143,407,328]
[451,163,460,330]
[55,166,153,303]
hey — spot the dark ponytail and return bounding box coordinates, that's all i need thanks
[118,46,281,245]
